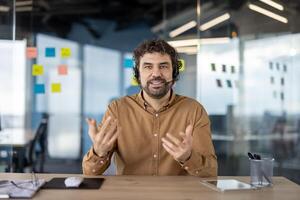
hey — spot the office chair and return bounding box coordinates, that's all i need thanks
[27,117,48,172]
[12,117,49,172]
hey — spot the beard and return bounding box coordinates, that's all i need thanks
[141,77,172,99]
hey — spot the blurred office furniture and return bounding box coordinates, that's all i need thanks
[0,129,34,172]
[15,115,49,173]
[0,114,49,172]
[0,173,299,200]
[26,117,48,172]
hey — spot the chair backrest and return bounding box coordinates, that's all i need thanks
[28,118,48,170]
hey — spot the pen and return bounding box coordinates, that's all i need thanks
[248,152,255,159]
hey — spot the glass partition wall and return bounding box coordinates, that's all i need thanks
[164,0,300,183]
[0,0,299,184]
[194,0,300,182]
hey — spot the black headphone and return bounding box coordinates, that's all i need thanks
[133,60,181,84]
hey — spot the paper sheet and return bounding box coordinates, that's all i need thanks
[0,179,45,198]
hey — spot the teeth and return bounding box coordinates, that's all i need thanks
[151,81,163,84]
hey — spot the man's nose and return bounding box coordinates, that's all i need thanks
[152,66,162,77]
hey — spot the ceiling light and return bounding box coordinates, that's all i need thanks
[15,0,33,7]
[176,46,198,54]
[168,39,199,47]
[0,5,10,12]
[249,4,288,23]
[199,13,230,31]
[169,21,197,38]
[168,37,230,47]
[15,6,32,12]
[259,0,284,11]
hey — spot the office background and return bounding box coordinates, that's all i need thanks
[0,0,299,184]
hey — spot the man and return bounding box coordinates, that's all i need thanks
[82,39,217,177]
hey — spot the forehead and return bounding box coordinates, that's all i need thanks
[140,52,171,64]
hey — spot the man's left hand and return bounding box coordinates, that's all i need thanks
[161,124,193,163]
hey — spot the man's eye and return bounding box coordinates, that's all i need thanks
[160,65,168,69]
[144,65,152,69]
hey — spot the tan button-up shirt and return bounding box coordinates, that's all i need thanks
[82,91,217,177]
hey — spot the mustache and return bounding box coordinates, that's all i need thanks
[147,77,167,85]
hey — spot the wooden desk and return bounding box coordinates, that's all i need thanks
[0,174,299,200]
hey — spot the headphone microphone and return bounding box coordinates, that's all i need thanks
[166,79,173,84]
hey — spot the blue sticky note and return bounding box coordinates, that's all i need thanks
[45,47,56,57]
[123,58,134,68]
[34,84,45,94]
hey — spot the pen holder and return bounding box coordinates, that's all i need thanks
[250,157,274,187]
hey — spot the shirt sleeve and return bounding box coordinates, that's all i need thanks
[82,147,113,175]
[82,101,119,175]
[181,104,218,177]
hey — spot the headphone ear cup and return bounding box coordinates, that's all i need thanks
[173,61,180,80]
[134,66,140,83]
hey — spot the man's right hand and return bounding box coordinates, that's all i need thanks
[86,116,119,157]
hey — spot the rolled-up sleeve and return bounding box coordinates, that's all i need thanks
[82,148,113,175]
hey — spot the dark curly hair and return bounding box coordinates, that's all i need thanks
[132,39,182,83]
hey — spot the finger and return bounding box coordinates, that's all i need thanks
[162,143,176,156]
[86,118,97,140]
[98,116,112,139]
[161,137,178,152]
[178,131,188,148]
[166,133,181,146]
[102,119,118,144]
[107,127,121,146]
[182,125,193,144]
[185,124,193,137]
[179,131,185,139]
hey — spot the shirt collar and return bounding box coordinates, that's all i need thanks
[136,89,176,111]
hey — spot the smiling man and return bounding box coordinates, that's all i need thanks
[82,39,217,177]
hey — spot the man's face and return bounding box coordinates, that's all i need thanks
[139,52,173,99]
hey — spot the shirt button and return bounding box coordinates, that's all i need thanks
[100,160,104,164]
[154,133,158,137]
[155,113,158,117]
[184,166,189,170]
[92,169,96,173]
[153,154,157,158]
[196,171,199,174]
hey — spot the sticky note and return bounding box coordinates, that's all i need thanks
[45,47,55,57]
[32,64,44,76]
[51,83,61,93]
[61,48,71,58]
[26,47,37,59]
[179,59,185,72]
[34,84,45,94]
[58,64,68,75]
[124,58,134,68]
[131,76,139,86]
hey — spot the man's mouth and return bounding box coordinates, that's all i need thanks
[150,80,164,86]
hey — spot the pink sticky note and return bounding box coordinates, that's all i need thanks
[26,47,37,59]
[58,64,68,75]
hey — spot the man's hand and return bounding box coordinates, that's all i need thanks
[161,125,193,163]
[86,116,120,157]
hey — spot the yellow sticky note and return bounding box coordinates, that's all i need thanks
[179,59,185,72]
[51,83,61,93]
[131,76,139,86]
[61,48,71,58]
[32,64,44,76]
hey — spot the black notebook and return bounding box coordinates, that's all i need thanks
[42,178,104,189]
